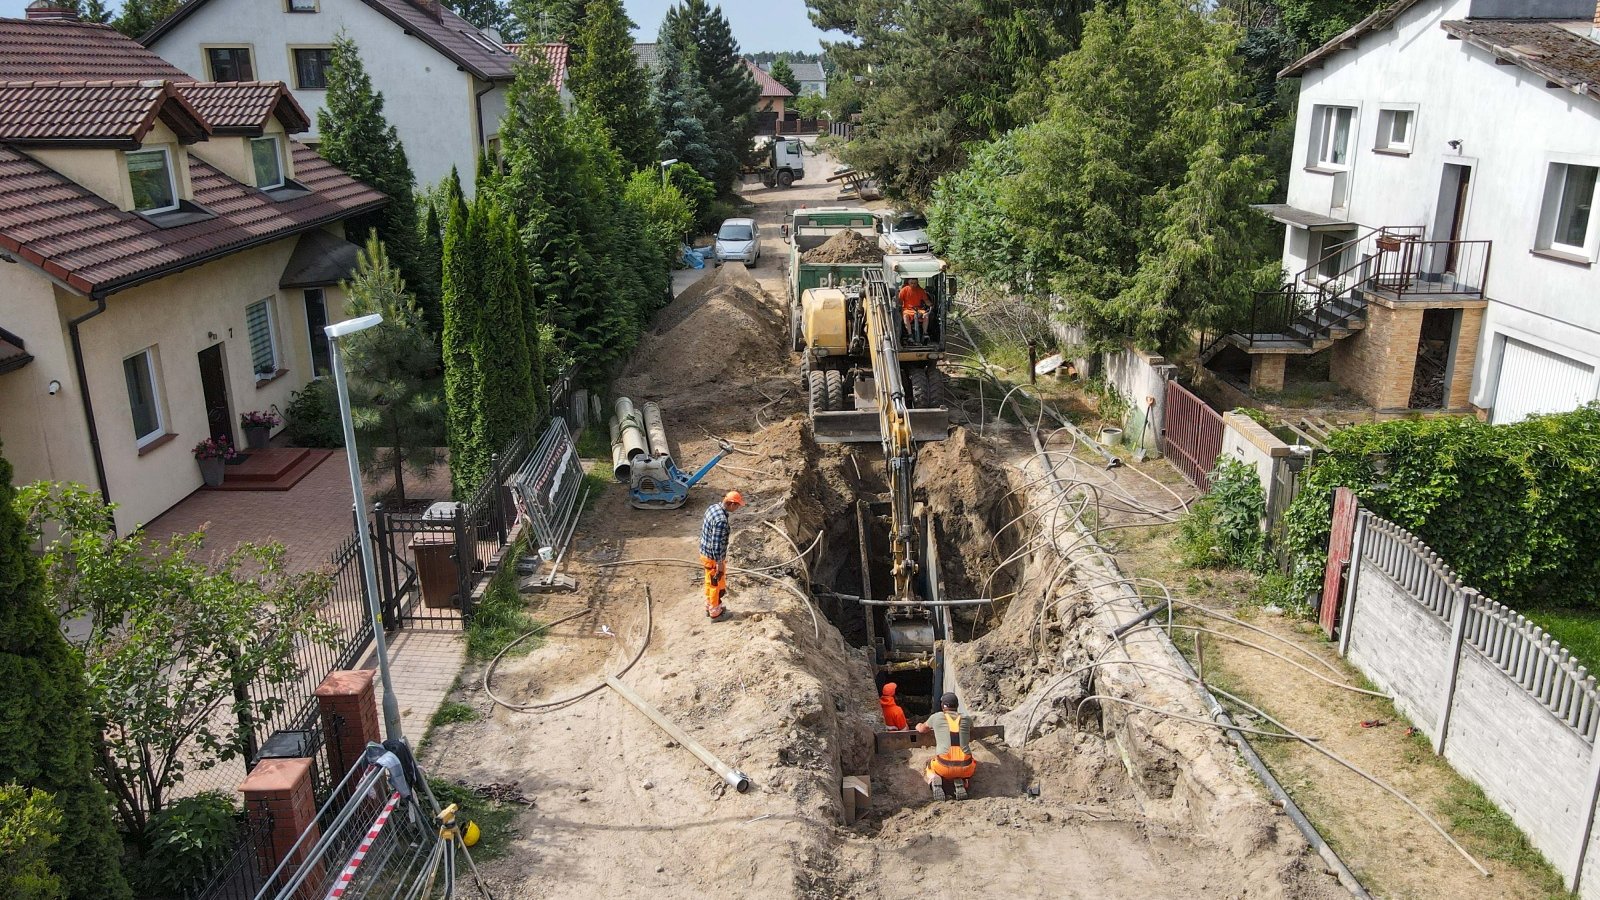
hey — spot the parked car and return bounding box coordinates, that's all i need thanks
[715,218,761,267]
[879,210,931,254]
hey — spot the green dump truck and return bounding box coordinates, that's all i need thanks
[785,206,881,351]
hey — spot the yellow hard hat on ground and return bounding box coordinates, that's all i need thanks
[463,819,480,847]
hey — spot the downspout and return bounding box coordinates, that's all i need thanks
[474,76,495,161]
[67,293,111,502]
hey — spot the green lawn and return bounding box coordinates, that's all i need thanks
[1525,608,1600,676]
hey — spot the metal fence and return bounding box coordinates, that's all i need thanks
[1161,379,1225,490]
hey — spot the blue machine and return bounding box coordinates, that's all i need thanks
[628,441,734,510]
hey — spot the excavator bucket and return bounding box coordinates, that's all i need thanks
[812,407,949,444]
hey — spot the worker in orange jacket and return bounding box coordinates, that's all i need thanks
[898,277,931,344]
[917,692,976,799]
[879,682,908,730]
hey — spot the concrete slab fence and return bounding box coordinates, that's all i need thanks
[1337,508,1600,896]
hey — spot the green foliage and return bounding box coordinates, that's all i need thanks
[444,0,516,37]
[1081,376,1129,424]
[110,0,176,38]
[767,58,801,95]
[430,701,481,727]
[318,36,439,340]
[568,0,659,171]
[659,0,761,196]
[16,484,334,839]
[425,778,517,861]
[666,163,716,232]
[283,379,345,449]
[1178,458,1265,570]
[0,786,63,900]
[1281,405,1600,611]
[0,447,130,900]
[62,0,113,24]
[129,792,238,899]
[511,0,585,41]
[340,236,446,504]
[624,170,693,257]
[653,27,722,186]
[794,92,827,120]
[466,546,541,661]
[927,130,1052,297]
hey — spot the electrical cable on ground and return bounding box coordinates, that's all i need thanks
[484,587,653,713]
[597,557,822,640]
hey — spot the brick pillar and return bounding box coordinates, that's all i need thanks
[240,757,322,894]
[1447,307,1484,410]
[1331,303,1425,409]
[314,669,380,782]
[1249,353,1287,392]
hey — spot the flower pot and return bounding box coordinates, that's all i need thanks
[1375,235,1402,252]
[199,457,226,487]
[244,424,272,450]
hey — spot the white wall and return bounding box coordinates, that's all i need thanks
[148,0,487,192]
[1287,0,1600,414]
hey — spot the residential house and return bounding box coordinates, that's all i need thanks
[501,42,573,106]
[141,0,516,192]
[0,11,386,534]
[744,59,793,117]
[767,60,825,97]
[1212,0,1600,423]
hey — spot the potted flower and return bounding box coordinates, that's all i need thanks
[193,436,237,487]
[240,409,281,450]
[1375,233,1403,252]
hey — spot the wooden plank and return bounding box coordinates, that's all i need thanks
[1320,486,1358,637]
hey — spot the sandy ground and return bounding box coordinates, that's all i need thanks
[425,146,1349,899]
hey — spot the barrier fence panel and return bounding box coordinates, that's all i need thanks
[1161,379,1224,490]
[511,418,585,554]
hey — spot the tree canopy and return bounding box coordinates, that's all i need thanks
[658,0,759,195]
[568,0,659,171]
[768,58,801,95]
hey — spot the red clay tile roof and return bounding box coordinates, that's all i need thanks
[0,80,210,146]
[0,16,195,81]
[0,325,31,373]
[176,82,311,134]
[1441,19,1600,104]
[0,143,386,296]
[743,58,792,99]
[503,42,570,91]
[144,0,516,82]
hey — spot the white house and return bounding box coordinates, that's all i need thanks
[1216,0,1600,423]
[767,61,825,97]
[142,0,517,192]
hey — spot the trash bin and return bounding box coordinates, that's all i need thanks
[413,502,462,609]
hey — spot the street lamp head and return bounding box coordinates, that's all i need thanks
[660,158,679,168]
[324,313,383,339]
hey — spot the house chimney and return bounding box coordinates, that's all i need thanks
[25,1,80,21]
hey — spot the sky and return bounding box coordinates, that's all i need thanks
[0,0,844,53]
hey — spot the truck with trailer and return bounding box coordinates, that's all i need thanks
[785,206,882,351]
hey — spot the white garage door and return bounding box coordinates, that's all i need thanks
[1492,338,1597,424]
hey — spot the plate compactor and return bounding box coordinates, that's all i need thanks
[610,397,733,510]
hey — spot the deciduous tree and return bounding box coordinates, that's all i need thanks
[444,0,515,37]
[110,0,176,38]
[569,0,659,171]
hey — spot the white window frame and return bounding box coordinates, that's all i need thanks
[1308,103,1357,171]
[245,298,282,380]
[250,135,285,189]
[1374,104,1416,154]
[125,147,180,214]
[123,348,166,448]
[1536,155,1600,260]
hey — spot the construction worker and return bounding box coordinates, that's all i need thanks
[879,682,908,730]
[699,490,743,620]
[916,691,976,799]
[898,277,931,344]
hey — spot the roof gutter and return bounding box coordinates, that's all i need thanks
[474,77,495,156]
[66,294,111,503]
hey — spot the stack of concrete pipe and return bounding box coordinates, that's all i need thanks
[612,397,650,480]
[642,402,671,463]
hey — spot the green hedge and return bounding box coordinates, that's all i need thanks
[1283,404,1600,610]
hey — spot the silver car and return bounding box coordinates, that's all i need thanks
[879,211,931,254]
[714,218,761,267]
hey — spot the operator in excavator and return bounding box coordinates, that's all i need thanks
[897,277,931,345]
[916,692,977,799]
[699,490,743,620]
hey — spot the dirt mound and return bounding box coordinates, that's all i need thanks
[915,427,1021,602]
[619,265,786,394]
[801,228,881,264]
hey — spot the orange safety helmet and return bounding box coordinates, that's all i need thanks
[723,490,745,508]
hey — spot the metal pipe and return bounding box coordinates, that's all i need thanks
[604,675,751,792]
[642,400,671,461]
[1112,600,1171,638]
[66,295,110,504]
[615,397,648,462]
[609,415,629,480]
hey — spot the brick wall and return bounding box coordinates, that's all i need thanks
[1447,307,1484,410]
[1330,302,1424,409]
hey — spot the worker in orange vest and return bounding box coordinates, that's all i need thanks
[879,682,908,730]
[898,277,931,344]
[699,490,743,620]
[917,692,977,799]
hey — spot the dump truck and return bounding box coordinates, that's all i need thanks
[742,137,806,188]
[797,257,955,443]
[785,206,881,352]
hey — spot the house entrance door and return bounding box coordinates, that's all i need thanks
[197,343,232,446]
[1434,163,1472,275]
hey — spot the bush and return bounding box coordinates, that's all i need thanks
[129,792,239,898]
[465,539,541,661]
[665,163,715,233]
[283,379,344,448]
[1178,458,1265,571]
[1281,404,1600,610]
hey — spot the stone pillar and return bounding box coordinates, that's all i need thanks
[1249,354,1287,393]
[314,669,380,783]
[240,757,322,892]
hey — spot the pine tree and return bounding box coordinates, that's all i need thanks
[111,0,176,38]
[653,22,721,186]
[510,0,586,42]
[444,0,514,36]
[660,0,759,195]
[0,445,131,900]
[65,0,113,24]
[768,58,800,96]
[475,205,538,455]
[317,37,438,340]
[416,202,445,343]
[569,0,659,171]
[339,236,446,505]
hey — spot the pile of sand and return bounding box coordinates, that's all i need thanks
[800,228,881,264]
[618,264,786,394]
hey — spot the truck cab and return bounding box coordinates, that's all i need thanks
[759,138,806,188]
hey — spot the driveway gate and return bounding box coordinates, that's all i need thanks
[1161,380,1224,490]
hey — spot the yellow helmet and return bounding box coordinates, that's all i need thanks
[462,820,481,847]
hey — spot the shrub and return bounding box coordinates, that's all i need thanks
[1178,458,1265,571]
[666,163,715,233]
[129,792,238,898]
[283,380,344,448]
[465,539,541,661]
[1281,404,1600,610]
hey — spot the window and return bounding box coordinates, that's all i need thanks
[292,48,333,89]
[123,349,165,447]
[205,47,254,81]
[251,136,284,189]
[717,223,753,241]
[1313,230,1355,280]
[126,148,179,214]
[1314,105,1355,169]
[304,289,330,376]
[1375,107,1413,153]
[1538,162,1599,255]
[245,299,280,379]
[287,0,317,11]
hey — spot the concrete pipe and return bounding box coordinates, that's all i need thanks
[610,416,630,480]
[615,397,649,463]
[642,401,672,462]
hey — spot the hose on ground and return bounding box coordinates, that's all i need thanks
[597,557,821,641]
[484,586,653,712]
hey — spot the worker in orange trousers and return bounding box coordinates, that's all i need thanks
[880,682,908,730]
[699,490,743,620]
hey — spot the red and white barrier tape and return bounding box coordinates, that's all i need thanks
[325,791,402,899]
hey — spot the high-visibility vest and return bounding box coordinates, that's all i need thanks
[931,712,976,778]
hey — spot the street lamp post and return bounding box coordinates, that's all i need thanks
[660,157,679,188]
[325,313,405,743]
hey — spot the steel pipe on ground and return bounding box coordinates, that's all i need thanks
[642,401,672,462]
[605,675,751,792]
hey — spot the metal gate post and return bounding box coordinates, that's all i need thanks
[372,503,398,632]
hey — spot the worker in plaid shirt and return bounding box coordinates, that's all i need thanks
[699,490,743,620]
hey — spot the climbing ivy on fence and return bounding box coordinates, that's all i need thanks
[1282,404,1600,610]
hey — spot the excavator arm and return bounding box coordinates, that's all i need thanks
[862,271,921,603]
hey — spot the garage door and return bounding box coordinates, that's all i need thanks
[1492,338,1597,424]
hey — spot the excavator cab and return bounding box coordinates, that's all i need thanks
[884,255,955,352]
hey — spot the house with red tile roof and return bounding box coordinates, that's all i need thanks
[142,0,520,192]
[0,9,387,533]
[743,58,793,118]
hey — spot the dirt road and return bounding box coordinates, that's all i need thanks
[427,146,1347,899]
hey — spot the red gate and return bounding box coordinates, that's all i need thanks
[1320,486,1359,636]
[1162,379,1224,490]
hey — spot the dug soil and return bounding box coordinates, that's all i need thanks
[801,227,882,264]
[423,146,1348,899]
